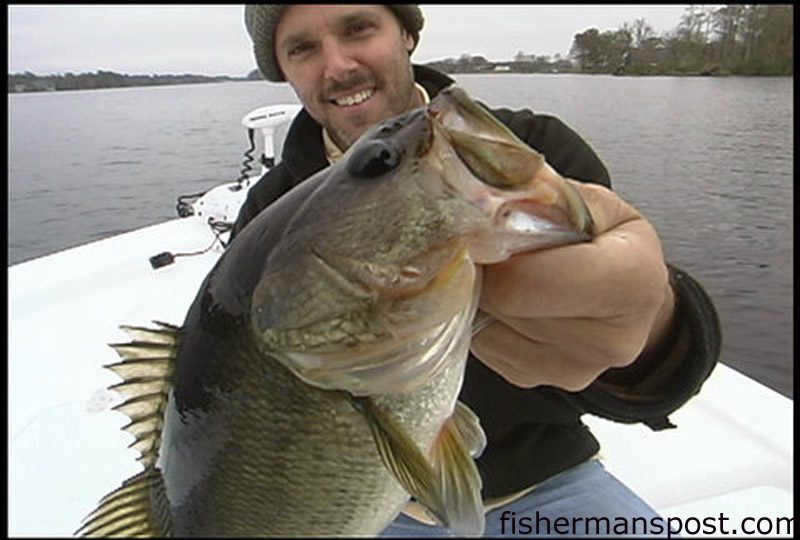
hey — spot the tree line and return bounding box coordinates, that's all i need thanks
[8,70,245,93]
[570,4,793,75]
[428,4,792,76]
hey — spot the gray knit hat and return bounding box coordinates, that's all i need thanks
[244,5,425,82]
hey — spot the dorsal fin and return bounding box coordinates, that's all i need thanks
[76,321,180,537]
[105,321,181,467]
[75,466,172,537]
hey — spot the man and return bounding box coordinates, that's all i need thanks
[237,5,721,536]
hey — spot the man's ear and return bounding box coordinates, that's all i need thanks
[401,28,415,53]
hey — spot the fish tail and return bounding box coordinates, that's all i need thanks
[74,466,172,537]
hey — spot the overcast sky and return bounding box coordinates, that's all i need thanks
[8,4,694,76]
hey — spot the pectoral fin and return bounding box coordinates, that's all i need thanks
[352,396,485,536]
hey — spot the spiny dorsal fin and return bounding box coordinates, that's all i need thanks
[351,396,485,536]
[106,321,181,467]
[76,322,180,537]
[75,466,172,537]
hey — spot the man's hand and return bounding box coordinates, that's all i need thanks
[470,180,675,391]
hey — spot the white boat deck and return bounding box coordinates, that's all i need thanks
[10,217,220,537]
[585,365,792,536]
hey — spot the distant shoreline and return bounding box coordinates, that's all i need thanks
[8,65,790,94]
[7,70,253,94]
[8,78,248,94]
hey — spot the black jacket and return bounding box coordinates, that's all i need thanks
[230,65,721,499]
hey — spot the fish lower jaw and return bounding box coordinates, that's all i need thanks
[492,194,592,236]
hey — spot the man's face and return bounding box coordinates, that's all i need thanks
[274,5,422,150]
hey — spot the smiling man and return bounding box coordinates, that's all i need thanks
[272,5,422,150]
[236,4,721,537]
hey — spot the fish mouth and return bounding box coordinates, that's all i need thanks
[426,86,594,256]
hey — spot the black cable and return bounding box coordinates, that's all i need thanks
[176,191,206,217]
[149,217,231,269]
[207,217,233,249]
[175,127,257,217]
[175,217,232,256]
[156,129,256,269]
[235,128,257,188]
[150,218,232,269]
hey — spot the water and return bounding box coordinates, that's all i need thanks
[8,75,793,399]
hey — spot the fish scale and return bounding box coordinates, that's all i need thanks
[167,351,455,535]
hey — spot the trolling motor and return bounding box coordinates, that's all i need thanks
[176,103,304,223]
[151,103,303,269]
[241,103,304,172]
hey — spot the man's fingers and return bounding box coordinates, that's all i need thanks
[472,180,673,390]
[487,314,650,370]
[469,320,608,391]
[481,217,667,319]
[480,181,668,320]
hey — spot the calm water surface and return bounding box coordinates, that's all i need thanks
[8,75,793,398]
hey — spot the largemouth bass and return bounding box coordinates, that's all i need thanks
[77,86,593,537]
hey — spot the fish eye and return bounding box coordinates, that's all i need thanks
[346,140,401,179]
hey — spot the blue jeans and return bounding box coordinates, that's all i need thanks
[380,459,675,537]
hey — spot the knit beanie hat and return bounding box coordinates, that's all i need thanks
[244,5,425,82]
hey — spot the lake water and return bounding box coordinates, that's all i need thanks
[8,74,793,399]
